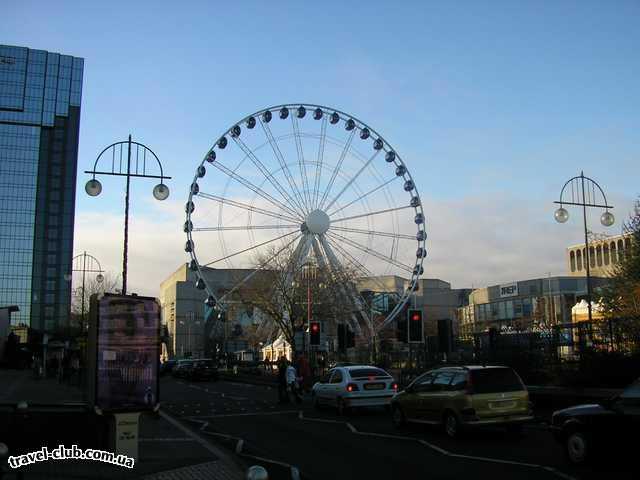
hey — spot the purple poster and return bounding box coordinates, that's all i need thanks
[95,295,159,411]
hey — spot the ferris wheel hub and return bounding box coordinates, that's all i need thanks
[305,209,330,235]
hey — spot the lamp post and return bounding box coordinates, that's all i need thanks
[85,135,170,295]
[69,252,104,332]
[554,172,615,332]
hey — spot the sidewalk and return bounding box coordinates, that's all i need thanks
[0,368,245,479]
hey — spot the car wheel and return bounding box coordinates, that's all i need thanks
[392,405,406,428]
[444,412,460,439]
[565,430,590,465]
[337,398,350,416]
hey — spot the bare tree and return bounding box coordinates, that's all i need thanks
[70,272,120,326]
[236,241,362,352]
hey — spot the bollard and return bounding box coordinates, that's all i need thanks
[246,465,268,480]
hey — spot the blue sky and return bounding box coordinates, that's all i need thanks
[4,0,640,294]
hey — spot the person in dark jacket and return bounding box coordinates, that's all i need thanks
[276,356,289,404]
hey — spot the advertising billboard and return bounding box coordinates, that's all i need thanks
[89,294,160,412]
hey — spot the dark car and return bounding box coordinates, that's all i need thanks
[188,359,219,381]
[160,359,177,376]
[172,360,194,378]
[550,377,640,465]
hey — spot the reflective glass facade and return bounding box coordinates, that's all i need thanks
[0,45,83,331]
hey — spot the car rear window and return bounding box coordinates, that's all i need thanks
[471,368,524,393]
[348,368,390,379]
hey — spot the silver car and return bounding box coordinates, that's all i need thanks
[312,365,398,415]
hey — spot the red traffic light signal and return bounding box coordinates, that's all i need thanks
[408,309,423,343]
[310,321,321,346]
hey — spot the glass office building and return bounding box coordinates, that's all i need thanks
[0,45,83,331]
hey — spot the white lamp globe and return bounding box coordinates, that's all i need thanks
[554,207,569,223]
[600,211,615,227]
[85,179,102,197]
[153,183,170,200]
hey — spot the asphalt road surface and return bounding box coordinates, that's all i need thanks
[160,376,633,480]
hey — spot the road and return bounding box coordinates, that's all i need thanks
[160,376,633,480]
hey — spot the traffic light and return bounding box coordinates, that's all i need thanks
[310,321,320,346]
[408,309,423,343]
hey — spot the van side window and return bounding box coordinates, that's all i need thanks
[413,373,435,393]
[432,372,454,391]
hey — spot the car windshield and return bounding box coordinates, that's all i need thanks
[348,368,390,379]
[470,368,524,393]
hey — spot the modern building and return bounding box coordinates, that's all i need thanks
[566,232,633,277]
[356,276,471,338]
[159,264,269,359]
[456,276,610,339]
[0,45,84,331]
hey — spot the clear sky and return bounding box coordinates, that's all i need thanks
[4,0,640,295]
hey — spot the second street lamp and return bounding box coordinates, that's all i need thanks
[85,135,171,295]
[554,171,614,333]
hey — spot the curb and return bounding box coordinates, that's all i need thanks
[159,410,247,477]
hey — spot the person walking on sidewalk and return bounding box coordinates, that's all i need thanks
[276,356,288,404]
[286,361,302,404]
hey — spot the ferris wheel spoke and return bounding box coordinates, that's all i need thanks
[312,115,328,209]
[327,231,415,274]
[208,162,302,219]
[331,225,415,240]
[318,129,356,209]
[291,115,312,212]
[231,135,305,217]
[260,118,308,215]
[198,192,301,224]
[193,224,298,232]
[318,235,371,335]
[201,230,299,268]
[217,233,302,304]
[327,176,398,218]
[324,234,401,296]
[330,204,413,224]
[324,150,381,212]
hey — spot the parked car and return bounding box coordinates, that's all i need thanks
[160,359,177,376]
[188,359,219,381]
[172,360,194,378]
[312,365,398,415]
[391,365,534,438]
[550,377,640,465]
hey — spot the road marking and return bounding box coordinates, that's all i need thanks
[200,421,209,431]
[235,439,244,454]
[204,410,300,418]
[355,431,417,442]
[291,412,575,480]
[417,440,449,456]
[449,453,541,469]
[139,437,195,442]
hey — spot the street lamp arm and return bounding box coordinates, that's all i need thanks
[88,140,168,182]
[556,173,613,209]
[72,252,104,273]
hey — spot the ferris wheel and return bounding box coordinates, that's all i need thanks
[184,104,426,336]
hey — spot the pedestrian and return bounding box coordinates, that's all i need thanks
[286,361,302,404]
[277,356,289,404]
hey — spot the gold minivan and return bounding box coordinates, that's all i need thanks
[391,365,534,438]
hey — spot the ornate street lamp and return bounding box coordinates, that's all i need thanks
[554,172,614,329]
[85,135,171,295]
[68,251,104,332]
